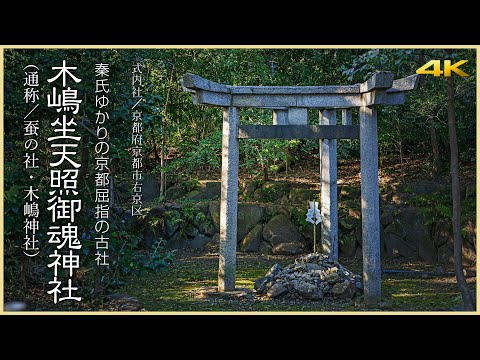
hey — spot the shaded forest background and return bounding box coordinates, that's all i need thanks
[3,48,476,306]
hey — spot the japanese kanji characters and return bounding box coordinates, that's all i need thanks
[46,60,83,303]
[94,63,111,267]
[23,64,40,257]
[131,63,143,217]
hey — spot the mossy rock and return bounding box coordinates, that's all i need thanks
[253,181,291,203]
[259,241,273,255]
[165,185,187,200]
[209,202,221,231]
[339,217,358,231]
[166,231,187,249]
[240,179,264,197]
[142,174,161,202]
[186,181,221,201]
[209,201,265,242]
[263,214,304,246]
[184,224,199,238]
[190,234,211,249]
[340,235,357,258]
[263,204,291,218]
[164,210,182,238]
[192,202,210,217]
[339,185,361,200]
[240,224,264,252]
[272,242,303,255]
[183,178,200,192]
[185,190,202,200]
[348,208,362,220]
[288,188,319,205]
[384,220,404,239]
[339,199,361,219]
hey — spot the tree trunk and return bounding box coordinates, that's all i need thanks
[275,147,296,175]
[428,117,441,181]
[78,135,89,184]
[419,53,426,88]
[419,52,441,181]
[284,147,291,175]
[149,124,161,164]
[161,135,166,196]
[262,161,269,182]
[447,75,474,311]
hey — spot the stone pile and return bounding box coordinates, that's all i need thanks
[255,253,363,301]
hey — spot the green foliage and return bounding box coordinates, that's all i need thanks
[410,193,452,225]
[338,232,354,247]
[180,203,199,222]
[3,48,476,304]
[140,240,176,272]
[290,207,309,232]
[163,210,183,225]
[170,130,223,172]
[341,48,476,164]
[409,191,475,227]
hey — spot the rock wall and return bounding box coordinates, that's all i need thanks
[136,178,476,267]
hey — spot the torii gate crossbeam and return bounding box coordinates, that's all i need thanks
[182,72,419,305]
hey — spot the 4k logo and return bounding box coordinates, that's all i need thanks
[416,60,469,77]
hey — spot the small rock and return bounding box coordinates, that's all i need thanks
[354,295,364,307]
[124,209,132,220]
[254,276,273,294]
[355,281,363,291]
[254,252,362,302]
[434,265,446,276]
[272,242,303,255]
[325,272,341,284]
[293,281,323,300]
[196,287,254,300]
[190,234,210,249]
[165,216,180,238]
[302,263,323,272]
[185,225,200,238]
[165,185,187,200]
[379,300,392,310]
[267,283,288,298]
[166,231,188,249]
[332,280,356,300]
[266,263,282,277]
[305,254,316,262]
[259,241,273,255]
[105,293,143,311]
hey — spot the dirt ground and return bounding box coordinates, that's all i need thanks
[4,155,476,313]
[118,250,477,312]
[6,249,476,312]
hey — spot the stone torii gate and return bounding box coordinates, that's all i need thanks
[182,72,418,304]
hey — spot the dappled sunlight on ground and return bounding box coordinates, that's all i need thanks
[120,251,476,312]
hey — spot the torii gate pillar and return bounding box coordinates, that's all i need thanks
[218,106,240,291]
[182,72,419,304]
